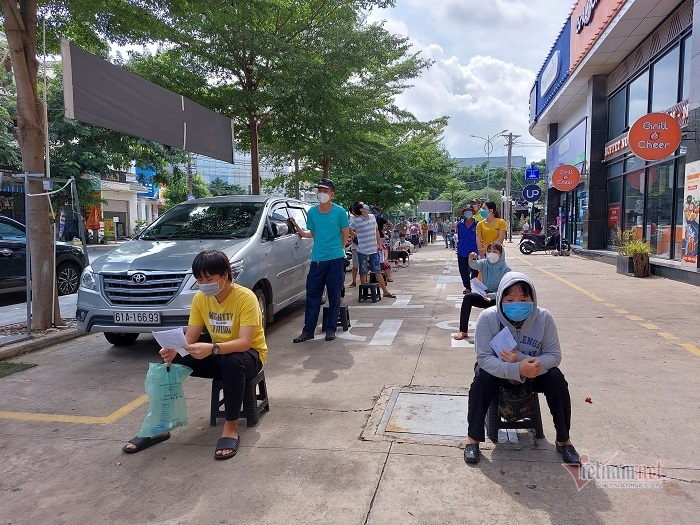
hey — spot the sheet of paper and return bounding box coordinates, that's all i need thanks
[152,328,190,357]
[470,277,488,297]
[489,326,517,357]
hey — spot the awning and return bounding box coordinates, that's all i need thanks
[416,200,452,213]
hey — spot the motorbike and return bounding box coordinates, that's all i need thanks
[519,224,571,255]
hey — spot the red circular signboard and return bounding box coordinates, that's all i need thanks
[551,164,581,192]
[628,113,682,161]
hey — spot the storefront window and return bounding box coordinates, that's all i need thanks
[682,35,691,100]
[608,89,627,139]
[607,178,622,246]
[674,157,686,259]
[625,155,644,174]
[651,45,680,112]
[624,169,645,237]
[628,72,649,126]
[646,161,674,258]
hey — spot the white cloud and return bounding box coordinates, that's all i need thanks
[369,0,573,162]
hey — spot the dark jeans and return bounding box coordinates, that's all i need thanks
[467,367,572,443]
[457,256,479,290]
[173,350,262,421]
[303,257,345,335]
[396,250,409,264]
[459,293,496,333]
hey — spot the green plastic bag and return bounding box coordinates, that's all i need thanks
[138,363,193,438]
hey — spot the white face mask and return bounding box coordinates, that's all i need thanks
[199,277,224,297]
[317,192,331,204]
[486,252,500,264]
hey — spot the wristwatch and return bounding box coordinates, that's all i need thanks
[212,343,221,356]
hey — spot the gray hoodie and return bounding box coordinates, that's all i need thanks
[474,271,562,383]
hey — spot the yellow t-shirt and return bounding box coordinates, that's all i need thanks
[476,218,507,248]
[189,285,268,365]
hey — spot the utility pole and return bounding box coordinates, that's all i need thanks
[504,132,520,243]
[186,153,194,199]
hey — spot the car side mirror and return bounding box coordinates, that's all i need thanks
[270,220,289,238]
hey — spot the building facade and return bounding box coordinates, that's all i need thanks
[530,0,700,282]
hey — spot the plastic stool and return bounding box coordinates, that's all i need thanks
[210,369,269,428]
[369,272,387,284]
[486,384,545,442]
[358,283,381,303]
[322,303,350,331]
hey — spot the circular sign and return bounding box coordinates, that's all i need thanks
[551,165,581,192]
[522,184,542,203]
[628,113,681,161]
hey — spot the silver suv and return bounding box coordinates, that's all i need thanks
[76,195,313,345]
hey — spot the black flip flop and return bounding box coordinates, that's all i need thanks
[122,433,170,454]
[214,436,240,460]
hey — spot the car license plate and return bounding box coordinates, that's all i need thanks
[114,311,161,325]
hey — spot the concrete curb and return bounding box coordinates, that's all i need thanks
[0,329,87,361]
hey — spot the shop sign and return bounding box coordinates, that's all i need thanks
[551,165,581,192]
[628,113,682,161]
[540,50,560,97]
[104,219,115,238]
[681,161,700,268]
[575,0,601,33]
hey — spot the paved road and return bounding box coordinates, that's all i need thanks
[0,242,698,524]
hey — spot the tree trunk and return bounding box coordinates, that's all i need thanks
[2,0,62,329]
[633,253,651,278]
[249,114,260,195]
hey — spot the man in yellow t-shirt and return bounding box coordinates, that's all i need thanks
[122,249,267,461]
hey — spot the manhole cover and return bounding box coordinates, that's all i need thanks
[379,389,468,441]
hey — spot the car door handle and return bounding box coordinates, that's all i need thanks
[0,248,12,256]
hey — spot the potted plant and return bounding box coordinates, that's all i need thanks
[615,228,651,277]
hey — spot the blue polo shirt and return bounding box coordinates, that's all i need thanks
[457,219,478,257]
[306,203,349,262]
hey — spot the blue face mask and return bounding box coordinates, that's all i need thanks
[364,205,371,212]
[464,212,473,219]
[480,209,489,219]
[502,302,533,322]
[393,233,399,238]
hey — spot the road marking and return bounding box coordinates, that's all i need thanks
[626,315,643,321]
[335,321,373,342]
[435,283,445,290]
[451,333,474,349]
[615,309,629,314]
[369,319,403,346]
[0,394,148,424]
[658,332,679,340]
[640,323,659,330]
[680,344,700,357]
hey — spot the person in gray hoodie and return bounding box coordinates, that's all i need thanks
[453,242,510,341]
[463,271,580,465]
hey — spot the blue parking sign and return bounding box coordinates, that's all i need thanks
[525,165,540,181]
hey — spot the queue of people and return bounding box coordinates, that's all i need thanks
[123,184,578,469]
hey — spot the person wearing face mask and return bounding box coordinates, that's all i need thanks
[453,242,510,341]
[475,201,507,256]
[457,206,480,294]
[290,178,349,343]
[122,249,267,460]
[464,271,580,466]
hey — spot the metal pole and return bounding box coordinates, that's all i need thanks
[484,139,493,201]
[294,149,299,200]
[23,175,31,336]
[505,133,513,243]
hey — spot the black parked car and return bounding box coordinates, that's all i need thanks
[0,215,88,296]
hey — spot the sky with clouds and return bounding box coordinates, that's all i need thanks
[368,0,574,163]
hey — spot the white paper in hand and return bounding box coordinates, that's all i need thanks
[489,326,517,357]
[470,278,488,297]
[152,328,190,357]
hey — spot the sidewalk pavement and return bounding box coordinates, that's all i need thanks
[0,241,699,524]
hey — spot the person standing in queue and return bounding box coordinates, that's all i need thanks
[457,206,479,294]
[290,178,349,343]
[476,201,507,256]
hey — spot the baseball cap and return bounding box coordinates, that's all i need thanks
[315,178,335,190]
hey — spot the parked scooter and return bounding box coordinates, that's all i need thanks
[519,224,571,255]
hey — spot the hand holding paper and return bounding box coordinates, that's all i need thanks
[152,328,190,357]
[489,326,517,357]
[470,277,488,297]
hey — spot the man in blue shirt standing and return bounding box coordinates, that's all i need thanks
[289,178,349,342]
[457,206,479,294]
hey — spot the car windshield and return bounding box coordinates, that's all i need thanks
[139,202,265,240]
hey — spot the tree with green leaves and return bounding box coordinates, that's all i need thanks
[208,177,243,197]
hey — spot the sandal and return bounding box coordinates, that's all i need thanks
[214,436,240,460]
[122,433,170,454]
[453,332,468,340]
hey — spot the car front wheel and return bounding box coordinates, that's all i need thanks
[104,332,139,346]
[254,288,268,331]
[57,262,82,295]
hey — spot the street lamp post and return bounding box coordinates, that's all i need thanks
[470,130,507,201]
